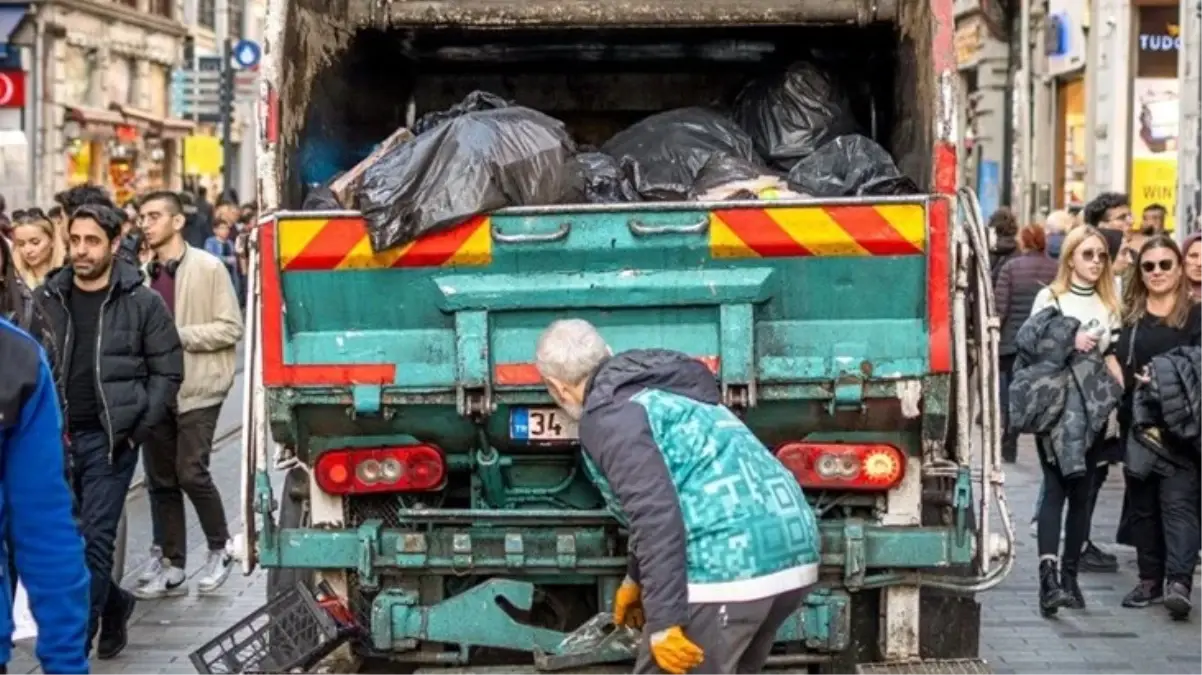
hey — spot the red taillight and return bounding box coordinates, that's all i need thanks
[315,445,446,495]
[774,442,906,492]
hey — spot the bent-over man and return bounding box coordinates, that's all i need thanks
[535,319,821,674]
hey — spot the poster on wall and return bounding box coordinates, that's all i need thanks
[1130,78,1178,231]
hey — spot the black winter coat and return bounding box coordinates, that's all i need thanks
[1009,306,1123,477]
[40,260,183,455]
[994,252,1059,357]
[1126,345,1202,479]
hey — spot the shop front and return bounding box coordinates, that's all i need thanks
[1129,1,1180,230]
[1042,0,1090,211]
[63,104,196,200]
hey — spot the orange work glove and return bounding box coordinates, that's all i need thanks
[612,577,645,628]
[649,626,704,674]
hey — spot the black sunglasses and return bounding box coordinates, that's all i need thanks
[1140,259,1176,273]
[11,207,47,221]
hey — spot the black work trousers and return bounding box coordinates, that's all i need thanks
[1035,436,1098,567]
[1119,460,1201,587]
[998,354,1018,462]
[143,405,230,568]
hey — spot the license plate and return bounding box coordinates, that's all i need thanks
[510,407,579,442]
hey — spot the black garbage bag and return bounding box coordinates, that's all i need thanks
[602,107,769,201]
[733,61,857,170]
[570,152,639,204]
[357,106,577,252]
[786,134,920,197]
[302,173,345,210]
[413,91,511,135]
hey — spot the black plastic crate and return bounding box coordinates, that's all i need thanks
[189,582,353,674]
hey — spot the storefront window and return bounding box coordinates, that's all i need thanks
[1055,78,1086,209]
[1130,5,1180,230]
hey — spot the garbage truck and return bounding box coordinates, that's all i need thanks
[211,0,1019,672]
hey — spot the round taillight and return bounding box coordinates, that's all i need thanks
[357,459,381,484]
[380,458,403,482]
[862,450,903,483]
[325,462,349,486]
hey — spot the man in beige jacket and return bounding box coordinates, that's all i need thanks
[133,191,244,599]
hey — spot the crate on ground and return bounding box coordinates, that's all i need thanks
[189,581,354,674]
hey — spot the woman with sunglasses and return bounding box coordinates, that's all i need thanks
[1115,235,1201,619]
[1026,226,1124,615]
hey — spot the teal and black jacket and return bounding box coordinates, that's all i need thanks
[579,349,820,634]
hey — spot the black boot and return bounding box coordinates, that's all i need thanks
[1039,559,1070,617]
[1061,562,1086,609]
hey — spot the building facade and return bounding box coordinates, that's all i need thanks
[10,0,193,207]
[954,0,1015,221]
[1020,0,1191,232]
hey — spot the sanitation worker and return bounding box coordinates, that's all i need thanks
[535,319,821,674]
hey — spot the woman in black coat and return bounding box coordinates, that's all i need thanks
[1114,235,1202,620]
[994,224,1059,463]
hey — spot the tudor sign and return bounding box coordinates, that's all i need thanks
[0,71,25,108]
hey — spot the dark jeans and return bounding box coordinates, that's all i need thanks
[1083,460,1110,545]
[998,354,1017,462]
[1035,435,1096,567]
[1121,465,1201,586]
[70,429,137,647]
[143,405,230,568]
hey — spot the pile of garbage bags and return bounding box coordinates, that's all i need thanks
[316,59,919,252]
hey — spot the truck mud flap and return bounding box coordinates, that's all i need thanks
[856,658,993,674]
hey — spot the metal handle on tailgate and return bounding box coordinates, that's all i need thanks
[492,221,571,243]
[628,216,709,236]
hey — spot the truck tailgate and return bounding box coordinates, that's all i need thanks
[260,197,948,399]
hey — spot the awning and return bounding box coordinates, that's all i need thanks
[159,117,197,139]
[109,103,160,131]
[0,5,28,59]
[64,106,125,138]
[108,103,198,139]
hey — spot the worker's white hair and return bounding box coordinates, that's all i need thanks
[535,319,611,386]
[1045,210,1073,234]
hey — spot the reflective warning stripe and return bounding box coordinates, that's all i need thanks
[278,216,492,271]
[709,204,925,258]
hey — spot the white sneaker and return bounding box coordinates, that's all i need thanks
[195,546,234,595]
[136,549,164,586]
[132,564,188,600]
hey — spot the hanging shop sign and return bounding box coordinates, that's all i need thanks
[954,16,984,69]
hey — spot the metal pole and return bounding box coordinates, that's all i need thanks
[220,37,236,195]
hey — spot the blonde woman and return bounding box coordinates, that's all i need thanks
[1114,235,1201,619]
[1027,226,1124,615]
[10,209,65,290]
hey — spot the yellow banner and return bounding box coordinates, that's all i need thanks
[183,136,223,177]
[1130,158,1177,233]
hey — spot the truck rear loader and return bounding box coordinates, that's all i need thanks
[222,0,1018,671]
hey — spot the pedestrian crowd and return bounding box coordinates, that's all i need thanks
[990,195,1201,623]
[0,183,254,673]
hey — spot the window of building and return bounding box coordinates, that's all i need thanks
[229,0,246,37]
[149,0,173,18]
[198,0,216,29]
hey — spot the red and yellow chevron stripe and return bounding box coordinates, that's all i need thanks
[278,216,492,271]
[710,204,925,258]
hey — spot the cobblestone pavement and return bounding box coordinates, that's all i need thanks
[8,433,1199,673]
[979,438,1201,675]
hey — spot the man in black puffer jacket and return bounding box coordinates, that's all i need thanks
[38,203,183,660]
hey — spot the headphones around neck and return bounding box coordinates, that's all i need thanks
[148,256,182,279]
